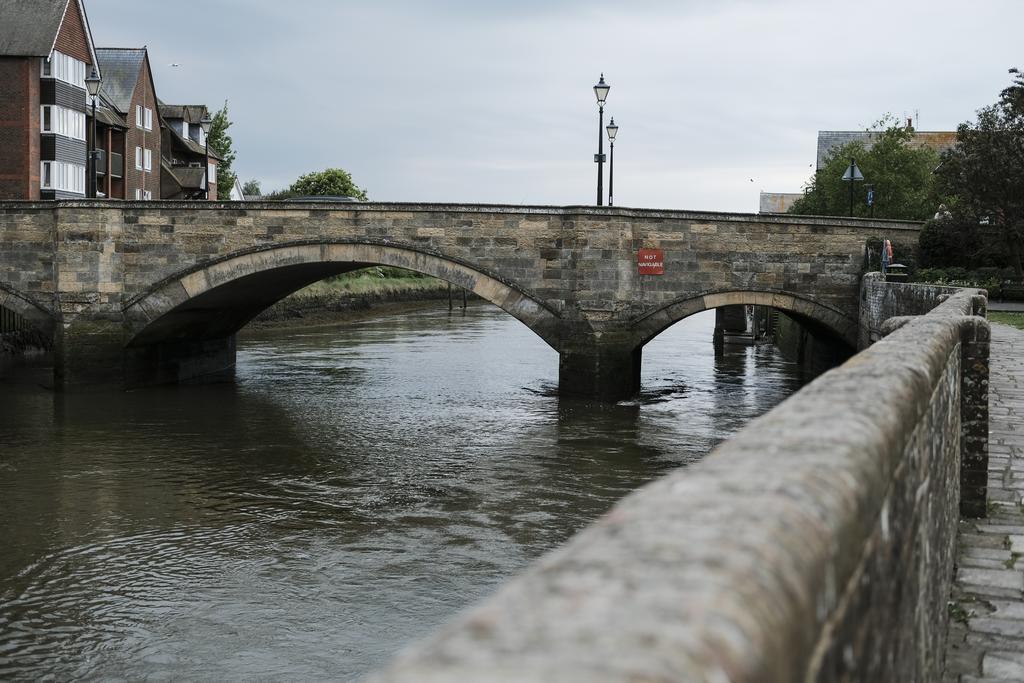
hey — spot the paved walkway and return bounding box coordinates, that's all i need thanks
[989,302,1024,313]
[945,322,1024,682]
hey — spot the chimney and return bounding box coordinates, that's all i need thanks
[907,117,914,131]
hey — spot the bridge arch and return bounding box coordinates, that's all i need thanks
[123,240,562,349]
[0,283,56,335]
[632,289,858,350]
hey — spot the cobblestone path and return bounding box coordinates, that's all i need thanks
[945,322,1024,682]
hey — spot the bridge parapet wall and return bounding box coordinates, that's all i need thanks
[366,288,988,683]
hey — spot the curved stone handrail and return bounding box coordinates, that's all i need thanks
[364,286,988,683]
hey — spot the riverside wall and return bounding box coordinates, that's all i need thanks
[365,285,989,683]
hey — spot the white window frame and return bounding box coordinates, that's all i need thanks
[136,105,143,128]
[144,107,153,131]
[144,190,152,200]
[40,161,85,194]
[143,148,152,172]
[135,146,143,170]
[39,105,85,141]
[41,51,85,90]
[208,163,217,184]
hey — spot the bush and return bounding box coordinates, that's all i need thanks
[919,217,979,268]
[913,266,1019,299]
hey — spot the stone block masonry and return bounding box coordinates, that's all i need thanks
[365,288,987,683]
[0,200,921,397]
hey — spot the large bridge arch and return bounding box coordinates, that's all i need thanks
[631,289,859,350]
[123,240,563,350]
[0,283,56,335]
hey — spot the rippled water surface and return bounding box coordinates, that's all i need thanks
[0,305,805,680]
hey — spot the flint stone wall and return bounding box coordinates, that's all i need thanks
[365,288,988,683]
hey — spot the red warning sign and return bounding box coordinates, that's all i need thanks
[637,248,664,275]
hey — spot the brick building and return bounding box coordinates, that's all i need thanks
[0,0,228,201]
[0,0,100,199]
[93,47,161,200]
[160,103,220,200]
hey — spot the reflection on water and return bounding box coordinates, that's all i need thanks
[0,305,805,680]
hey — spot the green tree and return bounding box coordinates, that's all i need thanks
[207,101,237,200]
[789,116,941,221]
[936,69,1024,276]
[285,167,368,200]
[241,179,261,197]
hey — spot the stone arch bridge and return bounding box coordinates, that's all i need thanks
[0,201,920,399]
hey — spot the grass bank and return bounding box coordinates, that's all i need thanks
[246,267,473,331]
[989,311,1024,331]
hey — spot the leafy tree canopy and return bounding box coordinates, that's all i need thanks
[241,179,261,197]
[282,168,368,200]
[207,101,237,200]
[935,68,1024,276]
[788,115,941,221]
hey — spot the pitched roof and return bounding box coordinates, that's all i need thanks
[167,165,206,190]
[816,130,957,169]
[0,0,66,55]
[0,0,98,67]
[159,103,208,124]
[95,47,146,113]
[161,112,223,161]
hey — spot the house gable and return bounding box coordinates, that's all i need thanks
[52,0,92,65]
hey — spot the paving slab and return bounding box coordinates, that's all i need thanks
[946,323,1024,681]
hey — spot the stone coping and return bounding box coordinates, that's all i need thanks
[0,201,924,231]
[364,288,983,682]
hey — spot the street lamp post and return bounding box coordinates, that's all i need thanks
[200,111,213,200]
[85,68,101,198]
[593,74,610,206]
[606,117,618,207]
[841,158,864,217]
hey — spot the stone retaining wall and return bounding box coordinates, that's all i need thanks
[858,272,979,348]
[364,288,988,683]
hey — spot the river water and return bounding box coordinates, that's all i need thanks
[0,304,806,680]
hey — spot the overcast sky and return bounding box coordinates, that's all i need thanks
[88,0,1021,212]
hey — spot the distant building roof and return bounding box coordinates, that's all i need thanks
[95,47,146,113]
[759,192,802,214]
[816,130,957,169]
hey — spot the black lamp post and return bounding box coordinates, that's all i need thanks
[200,111,213,199]
[593,74,610,206]
[606,117,618,207]
[85,67,101,198]
[841,158,864,217]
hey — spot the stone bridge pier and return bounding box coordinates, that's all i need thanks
[0,201,922,399]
